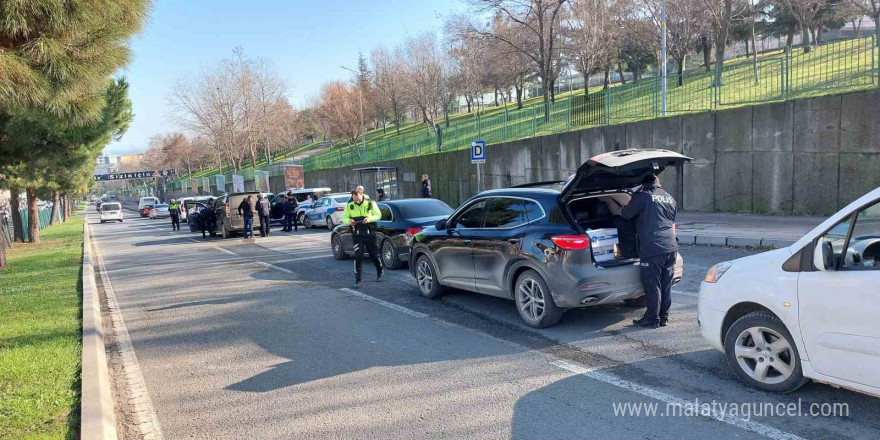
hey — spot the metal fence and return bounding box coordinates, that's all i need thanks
[179,36,878,178]
[1,206,56,244]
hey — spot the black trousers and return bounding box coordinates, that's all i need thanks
[259,214,270,237]
[353,234,382,280]
[283,213,297,231]
[201,218,213,237]
[640,252,677,322]
[170,214,180,230]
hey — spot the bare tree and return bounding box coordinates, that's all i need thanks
[784,0,829,52]
[466,0,569,120]
[372,46,409,134]
[703,0,748,85]
[633,0,710,86]
[566,0,615,95]
[402,32,450,130]
[848,0,880,46]
[314,81,368,149]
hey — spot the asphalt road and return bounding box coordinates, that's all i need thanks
[89,208,880,440]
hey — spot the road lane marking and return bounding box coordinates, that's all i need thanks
[339,288,429,319]
[551,360,807,440]
[255,261,293,274]
[90,225,165,440]
[211,246,238,256]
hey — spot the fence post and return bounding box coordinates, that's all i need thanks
[566,94,572,131]
[873,35,877,87]
[604,87,611,125]
[531,105,537,136]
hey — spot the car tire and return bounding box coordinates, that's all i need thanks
[514,270,563,328]
[332,235,348,260]
[303,215,312,229]
[119,219,123,223]
[100,220,105,224]
[381,239,402,270]
[623,295,647,307]
[724,311,809,393]
[297,212,305,226]
[326,216,334,229]
[415,254,444,299]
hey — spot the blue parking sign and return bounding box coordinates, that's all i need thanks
[471,140,486,164]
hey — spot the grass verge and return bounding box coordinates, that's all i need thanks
[0,215,84,440]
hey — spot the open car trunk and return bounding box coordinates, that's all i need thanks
[567,192,640,267]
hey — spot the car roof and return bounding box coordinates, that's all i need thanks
[381,198,449,206]
[475,187,563,197]
[287,187,331,194]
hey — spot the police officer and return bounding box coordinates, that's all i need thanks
[342,188,383,288]
[168,199,181,231]
[621,174,678,329]
[199,202,215,238]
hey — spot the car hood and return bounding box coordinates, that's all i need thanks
[560,149,692,201]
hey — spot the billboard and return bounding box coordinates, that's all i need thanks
[232,174,245,192]
[93,169,175,181]
[214,175,225,191]
[283,165,304,190]
[255,170,271,193]
[202,177,211,193]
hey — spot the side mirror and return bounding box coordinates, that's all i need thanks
[435,219,447,231]
[813,240,835,271]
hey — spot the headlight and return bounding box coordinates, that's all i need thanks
[704,262,732,283]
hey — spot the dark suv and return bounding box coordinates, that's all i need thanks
[409,149,690,327]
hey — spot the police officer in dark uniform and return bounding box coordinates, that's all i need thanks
[200,202,215,238]
[621,174,678,329]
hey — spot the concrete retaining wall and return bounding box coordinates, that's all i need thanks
[304,89,880,215]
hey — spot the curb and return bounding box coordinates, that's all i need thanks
[677,234,795,249]
[81,221,118,439]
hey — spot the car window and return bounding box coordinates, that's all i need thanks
[378,204,393,221]
[842,201,880,270]
[819,216,852,256]
[484,198,526,228]
[453,199,487,229]
[522,200,544,223]
[334,196,350,203]
[398,200,453,219]
[102,204,120,211]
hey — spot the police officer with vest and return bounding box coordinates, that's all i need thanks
[621,174,678,329]
[168,199,181,231]
[342,188,383,288]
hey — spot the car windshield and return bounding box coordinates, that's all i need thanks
[155,204,168,209]
[334,196,351,203]
[399,200,453,219]
[102,204,120,211]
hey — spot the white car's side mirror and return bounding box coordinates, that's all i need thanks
[813,240,835,271]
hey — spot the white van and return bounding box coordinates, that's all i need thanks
[138,197,159,217]
[99,203,123,223]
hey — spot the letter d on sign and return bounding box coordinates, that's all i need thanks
[471,140,486,164]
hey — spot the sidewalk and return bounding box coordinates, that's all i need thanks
[676,212,825,248]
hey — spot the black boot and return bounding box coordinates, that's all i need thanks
[633,317,660,329]
[376,270,384,282]
[659,317,668,327]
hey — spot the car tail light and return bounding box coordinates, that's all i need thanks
[335,207,344,212]
[406,227,422,236]
[672,223,677,234]
[551,235,591,250]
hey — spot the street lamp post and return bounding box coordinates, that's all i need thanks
[341,65,367,159]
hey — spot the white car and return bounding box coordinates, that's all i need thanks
[99,202,123,223]
[302,193,351,229]
[138,196,160,217]
[699,186,880,397]
[149,204,171,219]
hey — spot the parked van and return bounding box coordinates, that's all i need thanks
[138,197,160,217]
[212,192,260,238]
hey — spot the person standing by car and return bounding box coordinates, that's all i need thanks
[282,193,298,232]
[421,174,432,198]
[342,189,383,288]
[257,194,271,237]
[237,195,255,239]
[376,188,388,202]
[168,199,181,231]
[199,203,215,238]
[621,174,678,329]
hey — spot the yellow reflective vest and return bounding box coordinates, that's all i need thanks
[342,195,381,223]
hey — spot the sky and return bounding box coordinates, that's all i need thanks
[108,0,466,154]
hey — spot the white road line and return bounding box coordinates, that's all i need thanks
[211,245,238,256]
[551,360,807,440]
[339,288,429,319]
[255,261,293,274]
[90,226,165,440]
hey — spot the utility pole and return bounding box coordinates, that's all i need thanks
[661,0,668,116]
[341,65,367,159]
